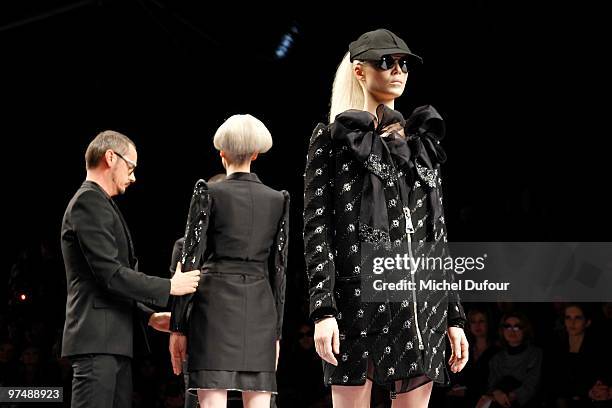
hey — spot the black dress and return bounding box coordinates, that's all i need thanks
[171,172,290,394]
[303,104,467,395]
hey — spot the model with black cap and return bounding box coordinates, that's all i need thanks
[304,28,469,407]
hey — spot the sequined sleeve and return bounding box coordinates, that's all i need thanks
[436,169,467,328]
[304,123,338,321]
[269,190,290,339]
[170,179,210,333]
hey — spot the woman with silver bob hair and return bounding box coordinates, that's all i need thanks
[170,114,290,408]
[304,29,469,407]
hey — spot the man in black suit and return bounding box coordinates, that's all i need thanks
[61,130,201,408]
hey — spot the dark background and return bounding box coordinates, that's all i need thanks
[0,0,610,405]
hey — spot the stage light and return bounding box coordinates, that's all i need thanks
[275,25,299,59]
[19,293,27,301]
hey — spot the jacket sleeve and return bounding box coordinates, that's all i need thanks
[437,168,467,328]
[72,190,170,307]
[303,123,338,321]
[170,180,210,334]
[268,191,290,340]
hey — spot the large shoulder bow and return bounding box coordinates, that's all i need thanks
[330,104,447,246]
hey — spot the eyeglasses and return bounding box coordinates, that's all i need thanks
[113,151,136,175]
[502,323,523,332]
[367,55,411,73]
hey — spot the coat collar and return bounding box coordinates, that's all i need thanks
[82,180,110,198]
[225,172,262,183]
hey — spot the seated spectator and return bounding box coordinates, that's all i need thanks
[447,308,500,408]
[546,303,604,407]
[14,345,47,386]
[477,312,543,408]
[276,322,330,408]
[0,339,17,386]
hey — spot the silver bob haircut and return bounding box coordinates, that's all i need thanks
[213,114,273,164]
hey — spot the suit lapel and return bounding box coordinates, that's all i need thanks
[107,198,137,269]
[83,181,137,269]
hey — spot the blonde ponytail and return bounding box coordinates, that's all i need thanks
[329,52,365,123]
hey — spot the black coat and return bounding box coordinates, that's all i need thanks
[60,180,170,358]
[171,173,289,372]
[304,105,467,388]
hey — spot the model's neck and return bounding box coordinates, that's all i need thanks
[226,163,251,176]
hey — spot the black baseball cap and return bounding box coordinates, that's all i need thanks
[349,29,423,66]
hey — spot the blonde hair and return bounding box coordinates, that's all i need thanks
[213,114,272,164]
[329,52,365,123]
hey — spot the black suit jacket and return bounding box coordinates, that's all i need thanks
[61,180,170,358]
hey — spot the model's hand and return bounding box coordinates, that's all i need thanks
[380,122,405,139]
[148,312,171,332]
[170,262,200,295]
[169,332,187,375]
[447,326,469,373]
[492,390,511,408]
[314,317,339,366]
[275,340,280,371]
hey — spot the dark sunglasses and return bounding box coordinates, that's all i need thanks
[502,323,523,331]
[369,55,411,73]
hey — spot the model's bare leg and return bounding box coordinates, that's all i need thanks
[331,380,373,408]
[242,391,271,408]
[197,389,227,408]
[391,381,433,408]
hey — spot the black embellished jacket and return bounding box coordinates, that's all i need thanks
[303,105,467,386]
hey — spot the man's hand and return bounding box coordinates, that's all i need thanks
[169,332,187,375]
[314,317,339,366]
[148,312,170,332]
[170,262,200,296]
[447,326,469,373]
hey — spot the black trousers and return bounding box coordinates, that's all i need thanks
[70,354,132,408]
